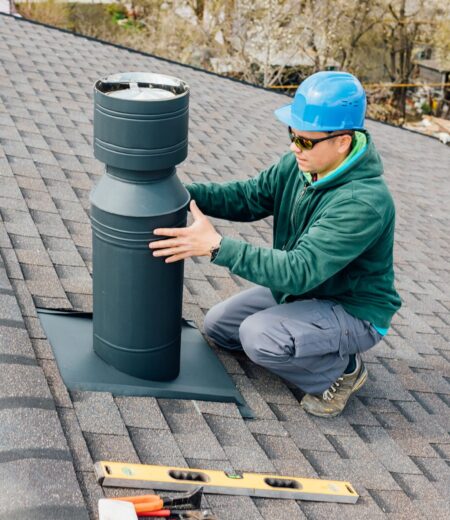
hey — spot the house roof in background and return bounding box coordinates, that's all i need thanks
[415,59,450,73]
[1,13,450,520]
[0,0,11,14]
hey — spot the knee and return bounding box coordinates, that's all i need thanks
[239,314,268,362]
[240,313,294,364]
[203,305,221,341]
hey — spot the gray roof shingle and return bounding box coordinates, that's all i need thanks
[1,11,450,520]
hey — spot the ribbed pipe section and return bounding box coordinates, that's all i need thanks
[90,73,190,381]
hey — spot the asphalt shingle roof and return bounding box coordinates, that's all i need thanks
[1,12,450,520]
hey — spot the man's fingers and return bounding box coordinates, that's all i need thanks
[152,246,190,257]
[165,252,191,263]
[153,227,187,237]
[149,238,185,250]
[190,200,204,220]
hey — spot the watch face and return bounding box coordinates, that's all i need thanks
[210,247,220,262]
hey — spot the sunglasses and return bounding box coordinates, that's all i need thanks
[288,127,354,150]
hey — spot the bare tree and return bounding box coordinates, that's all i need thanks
[380,0,437,121]
[17,0,68,29]
[336,0,386,72]
[432,4,450,66]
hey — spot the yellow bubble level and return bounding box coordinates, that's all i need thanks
[94,461,358,504]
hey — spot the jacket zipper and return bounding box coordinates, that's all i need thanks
[290,181,311,229]
[282,181,311,251]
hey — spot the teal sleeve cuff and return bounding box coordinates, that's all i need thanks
[372,324,388,336]
[211,236,243,267]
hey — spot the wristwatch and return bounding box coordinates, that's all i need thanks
[210,238,222,262]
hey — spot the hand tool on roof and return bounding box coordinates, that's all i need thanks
[98,499,216,520]
[138,509,217,519]
[95,461,359,504]
[111,487,203,514]
[100,488,214,520]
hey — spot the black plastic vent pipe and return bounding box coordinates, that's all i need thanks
[90,72,190,381]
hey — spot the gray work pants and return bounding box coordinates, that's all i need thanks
[204,287,383,394]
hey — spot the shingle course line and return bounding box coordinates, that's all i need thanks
[0,353,37,366]
[0,448,72,464]
[0,318,26,329]
[0,396,55,410]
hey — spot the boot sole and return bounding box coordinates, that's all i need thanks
[302,363,369,418]
[351,363,368,394]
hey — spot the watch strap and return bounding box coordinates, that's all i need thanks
[210,238,222,262]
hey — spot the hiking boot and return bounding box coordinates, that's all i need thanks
[301,354,368,418]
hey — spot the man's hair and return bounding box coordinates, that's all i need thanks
[326,130,355,152]
[326,130,355,136]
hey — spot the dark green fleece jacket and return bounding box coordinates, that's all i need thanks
[186,132,401,329]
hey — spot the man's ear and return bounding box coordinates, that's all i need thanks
[337,135,353,154]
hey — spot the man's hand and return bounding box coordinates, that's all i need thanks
[149,200,222,263]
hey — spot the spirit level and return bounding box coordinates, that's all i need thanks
[95,461,358,504]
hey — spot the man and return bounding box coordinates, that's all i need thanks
[149,71,401,418]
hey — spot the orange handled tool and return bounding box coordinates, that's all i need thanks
[111,494,164,513]
[137,510,170,517]
[112,487,204,516]
[134,500,165,514]
[138,512,217,519]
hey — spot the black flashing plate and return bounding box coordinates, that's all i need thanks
[38,310,252,418]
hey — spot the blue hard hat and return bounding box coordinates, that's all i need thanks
[274,71,366,131]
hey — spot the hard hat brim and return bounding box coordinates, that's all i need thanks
[274,104,320,131]
[274,104,365,132]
